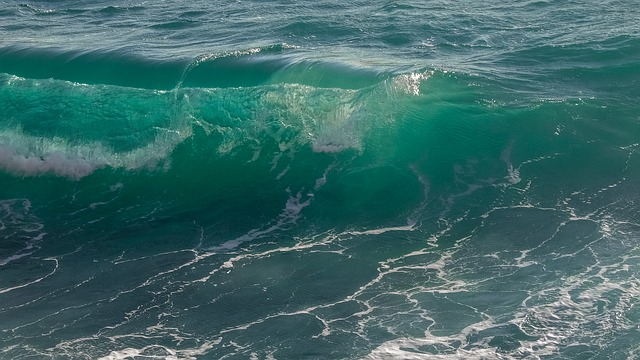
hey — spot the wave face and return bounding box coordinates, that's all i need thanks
[2,1,640,359]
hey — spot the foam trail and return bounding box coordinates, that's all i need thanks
[0,258,58,294]
[208,191,313,252]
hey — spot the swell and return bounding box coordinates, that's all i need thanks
[0,45,387,90]
[486,35,640,101]
[0,46,185,90]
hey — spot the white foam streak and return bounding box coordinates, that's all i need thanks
[368,347,503,360]
[346,224,416,236]
[208,190,312,252]
[0,258,58,294]
[0,198,46,267]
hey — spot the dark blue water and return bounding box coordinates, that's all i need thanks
[1,1,640,359]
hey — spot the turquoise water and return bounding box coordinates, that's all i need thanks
[1,1,640,359]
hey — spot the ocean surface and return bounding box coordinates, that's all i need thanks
[1,1,640,359]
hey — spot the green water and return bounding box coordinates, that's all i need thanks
[1,1,640,359]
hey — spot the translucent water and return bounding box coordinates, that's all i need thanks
[1,1,640,358]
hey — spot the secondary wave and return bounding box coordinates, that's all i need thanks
[0,45,388,90]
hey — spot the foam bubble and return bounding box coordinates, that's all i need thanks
[97,342,218,360]
[0,127,189,179]
[0,145,103,178]
[366,339,504,360]
[390,71,432,96]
